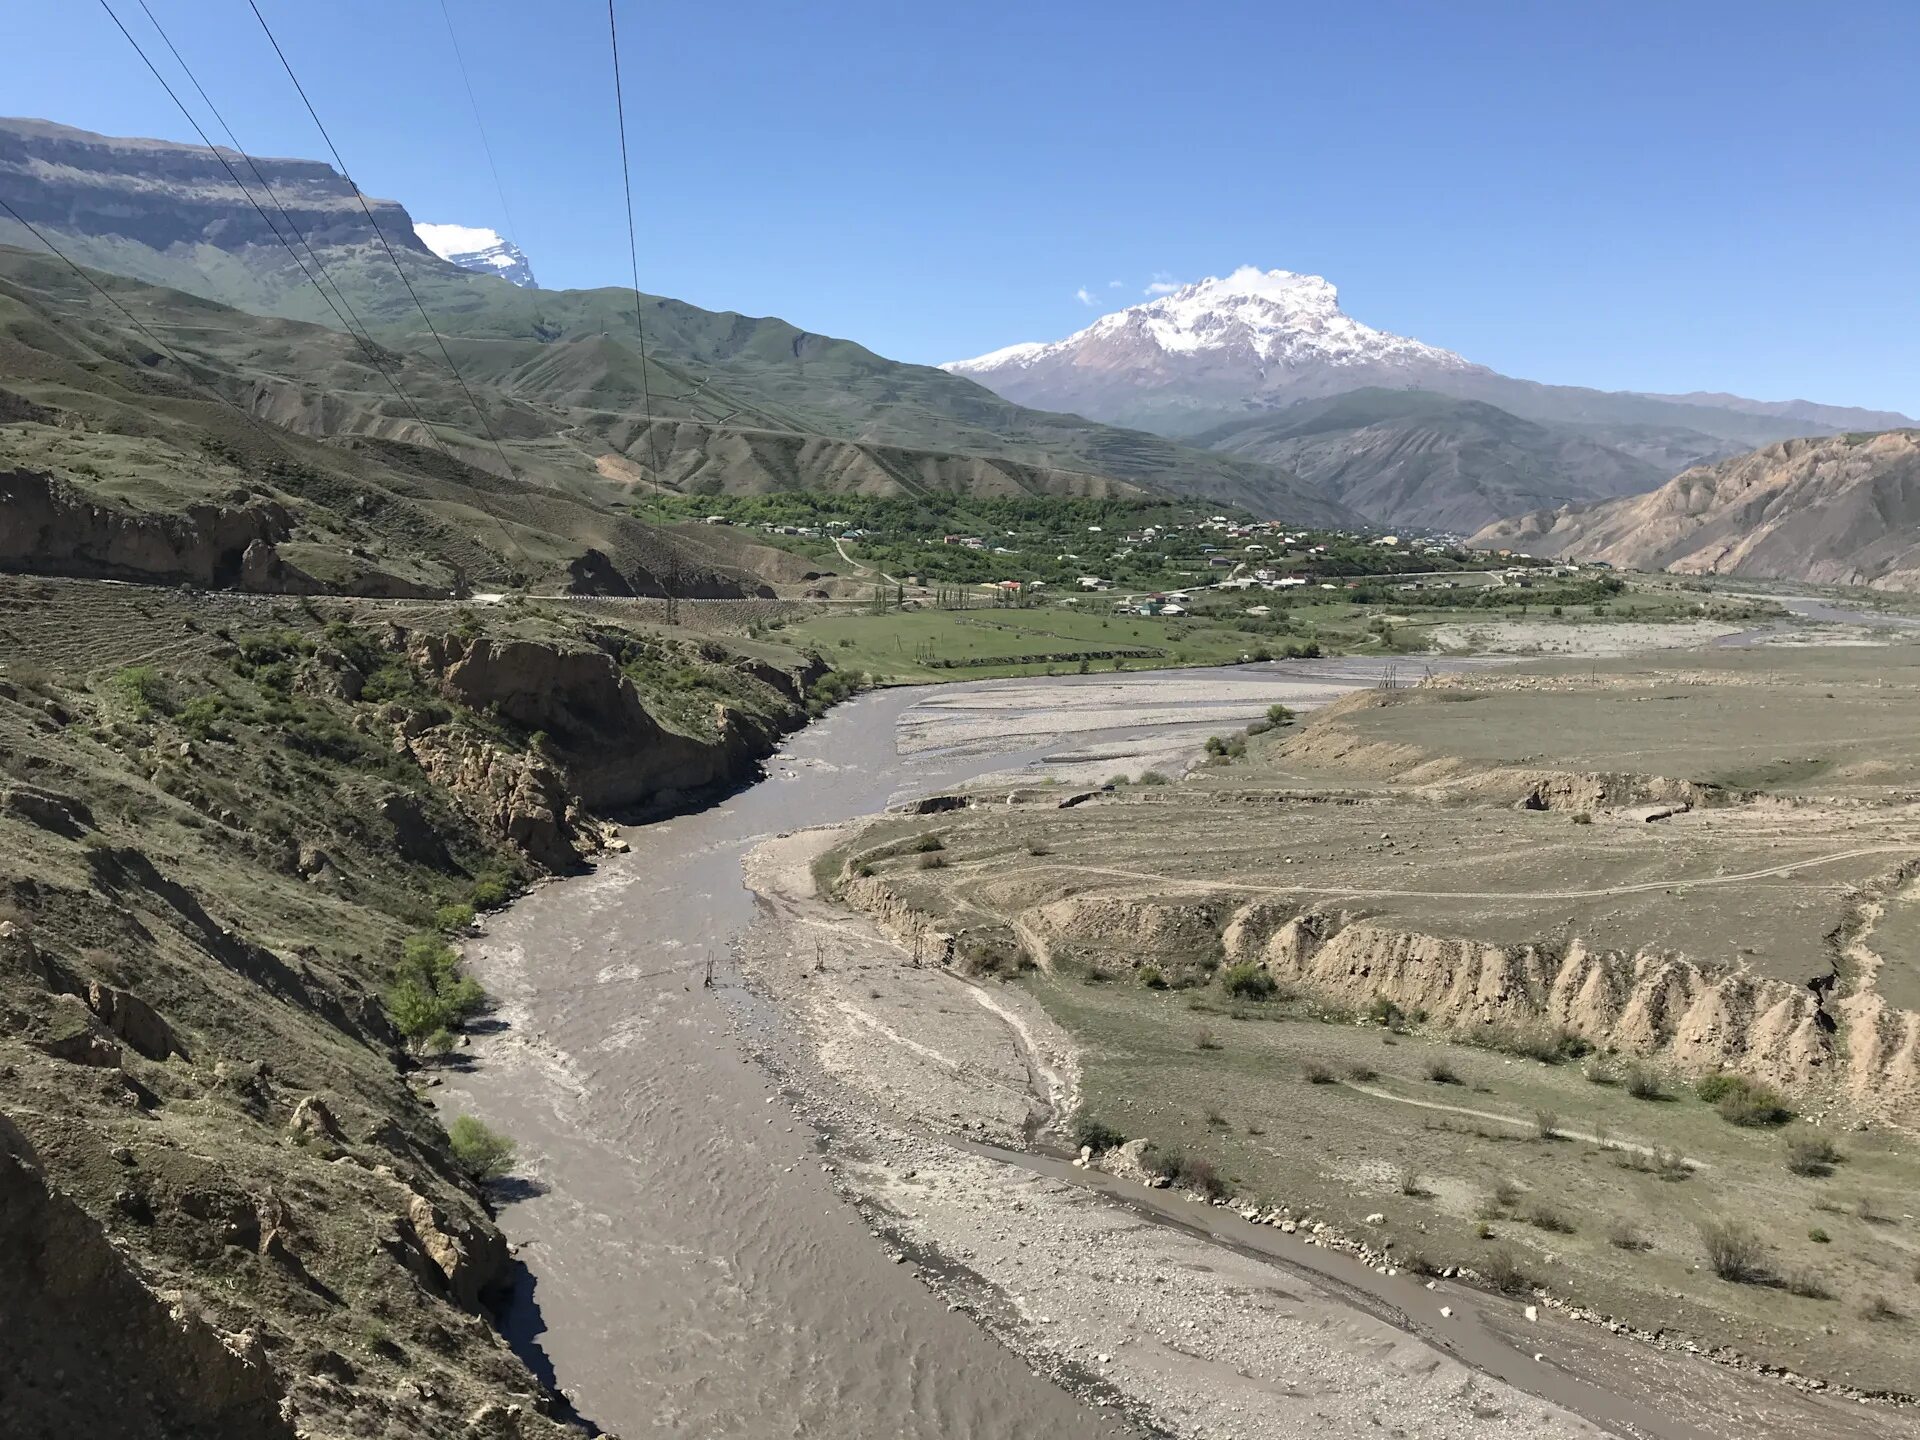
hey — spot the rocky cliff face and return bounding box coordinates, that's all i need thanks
[0,468,444,597]
[1470,430,1920,591]
[399,633,818,868]
[0,117,426,255]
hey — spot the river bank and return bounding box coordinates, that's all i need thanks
[738,826,1915,1440]
[439,607,1915,1439]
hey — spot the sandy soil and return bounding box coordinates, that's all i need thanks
[1428,618,1751,655]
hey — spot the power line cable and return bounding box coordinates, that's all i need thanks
[605,0,665,490]
[244,0,520,482]
[434,0,523,261]
[102,0,457,461]
[605,0,681,621]
[131,1,393,354]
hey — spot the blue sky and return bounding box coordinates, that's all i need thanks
[6,0,1917,413]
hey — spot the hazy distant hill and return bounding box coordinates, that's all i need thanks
[1470,430,1920,591]
[1188,389,1668,532]
[0,119,1355,525]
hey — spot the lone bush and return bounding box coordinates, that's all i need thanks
[1180,1156,1227,1200]
[447,1115,516,1180]
[1700,1218,1768,1283]
[1784,1133,1844,1177]
[1265,703,1295,726]
[434,901,476,934]
[111,664,169,719]
[1070,1114,1125,1154]
[385,932,487,1042]
[1607,1220,1651,1251]
[1622,1063,1668,1101]
[1220,962,1276,1000]
[1527,1202,1575,1234]
[1698,1074,1792,1127]
[1366,996,1408,1030]
[1425,1059,1462,1085]
[1480,1250,1535,1295]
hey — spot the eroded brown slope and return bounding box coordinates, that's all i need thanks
[1474,430,1920,590]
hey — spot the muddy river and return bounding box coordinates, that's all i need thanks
[439,660,1469,1436]
[437,641,1898,1439]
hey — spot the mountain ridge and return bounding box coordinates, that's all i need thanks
[0,118,1353,525]
[945,265,1914,463]
[1469,429,1920,591]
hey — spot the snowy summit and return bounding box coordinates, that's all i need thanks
[940,265,1485,429]
[945,266,1467,377]
[414,222,538,289]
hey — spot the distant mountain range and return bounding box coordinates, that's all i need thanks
[415,222,537,288]
[947,267,1915,531]
[6,113,1916,574]
[946,267,1912,448]
[1470,430,1920,591]
[0,118,1352,525]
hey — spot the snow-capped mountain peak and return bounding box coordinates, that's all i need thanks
[414,222,537,289]
[944,266,1467,376]
[939,265,1486,431]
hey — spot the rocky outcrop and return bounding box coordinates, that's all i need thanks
[400,1189,509,1310]
[0,1115,296,1439]
[398,724,584,871]
[409,634,785,842]
[0,468,295,588]
[85,979,184,1062]
[0,469,445,597]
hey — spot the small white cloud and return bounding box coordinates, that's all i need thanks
[1143,274,1181,296]
[1107,279,1124,288]
[1074,286,1097,306]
